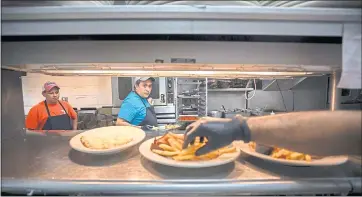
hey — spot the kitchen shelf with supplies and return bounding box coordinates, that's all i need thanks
[175,78,208,118]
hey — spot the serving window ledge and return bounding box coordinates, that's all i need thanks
[2,130,361,195]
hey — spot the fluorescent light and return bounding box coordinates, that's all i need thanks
[40,69,320,78]
[8,62,330,78]
[42,70,312,75]
[34,63,334,72]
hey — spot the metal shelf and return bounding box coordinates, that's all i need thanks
[177,95,201,99]
[208,88,254,92]
[176,78,207,118]
[178,82,202,85]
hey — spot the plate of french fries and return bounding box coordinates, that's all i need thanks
[139,132,241,168]
[70,126,145,155]
[237,141,348,166]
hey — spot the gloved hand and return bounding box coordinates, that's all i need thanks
[182,117,251,156]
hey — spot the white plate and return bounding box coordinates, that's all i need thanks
[237,142,348,166]
[70,126,145,155]
[139,137,241,168]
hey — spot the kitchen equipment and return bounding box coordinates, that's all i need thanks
[178,115,199,122]
[154,105,177,125]
[230,79,249,88]
[96,113,114,127]
[112,77,173,107]
[208,110,225,118]
[217,80,232,88]
[177,115,200,130]
[207,79,218,89]
[77,108,98,130]
[176,78,207,117]
[224,111,240,118]
[166,78,175,104]
[79,107,97,112]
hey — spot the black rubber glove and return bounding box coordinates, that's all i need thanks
[183,118,251,156]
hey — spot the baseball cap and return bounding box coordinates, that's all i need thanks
[42,81,60,92]
[134,77,155,82]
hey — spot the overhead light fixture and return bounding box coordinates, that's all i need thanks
[39,69,321,78]
[31,63,335,72]
[4,62,332,78]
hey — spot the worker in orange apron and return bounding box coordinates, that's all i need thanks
[25,81,78,131]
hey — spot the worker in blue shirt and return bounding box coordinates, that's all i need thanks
[116,77,158,129]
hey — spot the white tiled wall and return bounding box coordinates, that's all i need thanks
[22,73,112,115]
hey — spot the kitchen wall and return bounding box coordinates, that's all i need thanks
[208,90,293,111]
[292,76,329,111]
[248,90,294,111]
[22,73,112,115]
[207,91,247,111]
[2,69,26,139]
[208,76,329,112]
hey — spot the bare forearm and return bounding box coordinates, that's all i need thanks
[72,118,78,130]
[116,118,132,126]
[242,111,361,156]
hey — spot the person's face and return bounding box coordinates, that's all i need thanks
[135,80,153,98]
[43,88,60,104]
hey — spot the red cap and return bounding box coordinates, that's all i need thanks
[42,81,60,92]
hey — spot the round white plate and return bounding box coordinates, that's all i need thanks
[237,142,348,166]
[139,137,241,168]
[70,126,146,155]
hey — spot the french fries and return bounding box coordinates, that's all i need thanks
[218,146,237,155]
[167,138,182,151]
[168,132,184,140]
[152,149,180,156]
[159,144,176,152]
[150,132,237,161]
[248,141,312,162]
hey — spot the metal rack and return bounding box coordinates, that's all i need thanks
[175,78,207,118]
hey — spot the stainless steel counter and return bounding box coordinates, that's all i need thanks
[2,130,361,195]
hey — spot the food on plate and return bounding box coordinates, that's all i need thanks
[80,134,133,150]
[248,141,312,162]
[150,132,236,161]
[178,116,199,122]
[150,124,180,131]
[165,124,181,130]
[271,147,312,162]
